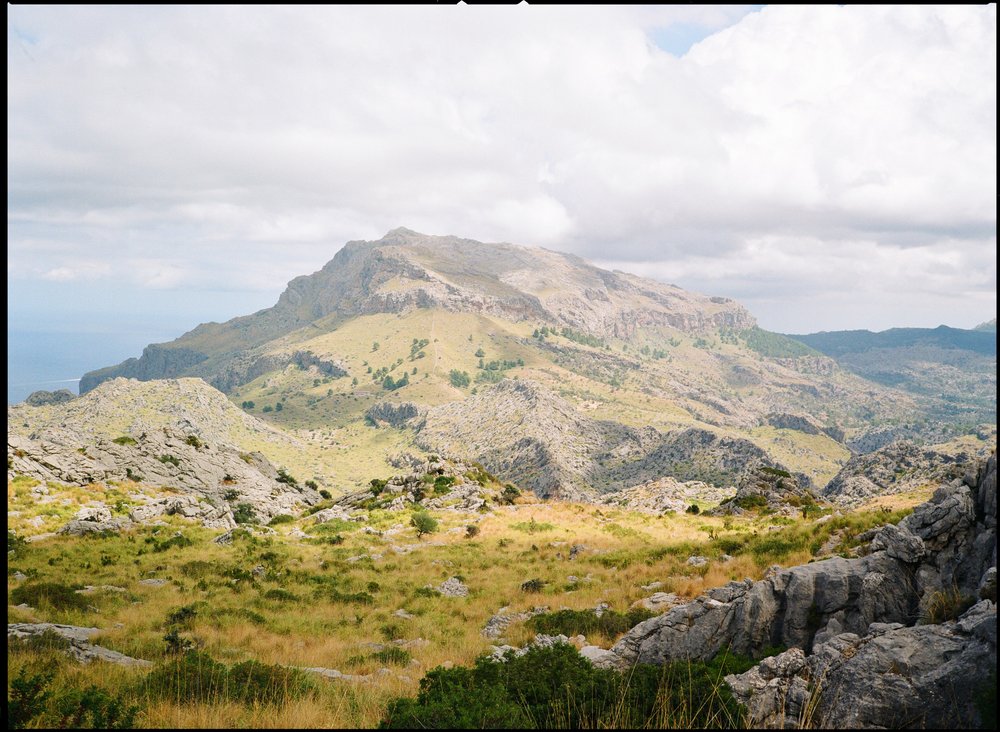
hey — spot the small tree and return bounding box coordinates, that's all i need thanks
[411,511,438,538]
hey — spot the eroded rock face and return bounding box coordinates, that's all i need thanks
[595,453,997,730]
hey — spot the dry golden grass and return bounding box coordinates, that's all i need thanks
[7,477,900,728]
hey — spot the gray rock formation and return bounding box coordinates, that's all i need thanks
[365,402,421,428]
[590,452,996,729]
[824,439,977,508]
[711,461,820,517]
[8,623,152,667]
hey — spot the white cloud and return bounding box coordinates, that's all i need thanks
[7,4,996,332]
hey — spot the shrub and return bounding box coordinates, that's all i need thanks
[448,369,471,388]
[143,651,315,706]
[511,518,555,534]
[148,533,193,553]
[263,588,298,603]
[157,454,180,467]
[686,503,700,514]
[185,435,203,449]
[233,503,257,525]
[304,479,318,490]
[379,643,752,729]
[11,581,89,612]
[166,604,198,627]
[7,669,139,730]
[223,488,240,501]
[370,478,388,496]
[465,525,480,539]
[521,578,546,593]
[433,475,456,494]
[411,511,439,537]
[276,468,298,486]
[350,647,412,667]
[319,489,332,499]
[8,530,27,556]
[111,436,137,446]
[267,514,295,527]
[529,608,656,638]
[499,484,521,505]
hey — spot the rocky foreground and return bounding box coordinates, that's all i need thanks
[584,452,996,729]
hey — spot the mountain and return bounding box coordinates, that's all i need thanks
[66,228,982,497]
[785,325,996,426]
[974,318,996,332]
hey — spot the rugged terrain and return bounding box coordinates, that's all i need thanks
[786,325,996,427]
[63,229,990,498]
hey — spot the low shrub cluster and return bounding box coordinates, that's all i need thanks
[528,608,655,638]
[380,643,751,728]
[142,651,316,706]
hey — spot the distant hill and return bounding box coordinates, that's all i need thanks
[974,318,996,332]
[786,325,995,357]
[785,325,996,426]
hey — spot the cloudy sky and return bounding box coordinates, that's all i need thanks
[8,4,996,343]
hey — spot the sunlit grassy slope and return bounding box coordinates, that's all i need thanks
[7,475,917,728]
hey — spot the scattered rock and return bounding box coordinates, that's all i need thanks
[8,623,151,667]
[686,555,708,567]
[138,578,168,587]
[436,577,469,597]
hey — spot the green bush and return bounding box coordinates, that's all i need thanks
[499,484,521,505]
[411,511,439,537]
[379,643,751,729]
[111,436,137,446]
[143,651,315,706]
[11,582,89,612]
[529,608,656,638]
[157,454,180,467]
[521,578,546,593]
[8,530,27,556]
[7,669,138,730]
[147,533,193,553]
[263,588,299,603]
[185,435,203,449]
[233,503,257,525]
[433,475,456,494]
[267,514,295,526]
[448,369,471,388]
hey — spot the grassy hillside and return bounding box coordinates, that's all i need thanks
[7,473,915,728]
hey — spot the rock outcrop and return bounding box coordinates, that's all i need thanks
[24,389,76,407]
[8,623,152,667]
[823,439,977,508]
[711,461,820,517]
[588,452,996,729]
[419,379,783,501]
[8,379,320,525]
